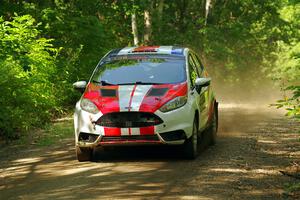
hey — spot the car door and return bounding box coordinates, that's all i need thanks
[191,53,210,131]
[187,54,202,130]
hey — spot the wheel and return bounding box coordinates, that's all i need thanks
[76,146,93,162]
[183,119,198,159]
[208,108,218,145]
[197,129,206,152]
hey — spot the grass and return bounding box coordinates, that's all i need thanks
[284,181,300,198]
[0,117,74,157]
[36,119,74,146]
[12,118,74,147]
[287,182,300,192]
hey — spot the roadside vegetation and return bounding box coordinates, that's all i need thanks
[1,118,73,147]
[0,0,299,140]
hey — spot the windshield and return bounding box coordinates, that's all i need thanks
[91,55,186,85]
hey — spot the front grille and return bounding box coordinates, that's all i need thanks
[101,135,160,142]
[96,112,163,128]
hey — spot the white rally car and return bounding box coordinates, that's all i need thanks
[73,46,218,161]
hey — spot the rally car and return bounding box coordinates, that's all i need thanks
[73,46,218,161]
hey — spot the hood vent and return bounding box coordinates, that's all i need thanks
[100,89,117,97]
[147,88,168,97]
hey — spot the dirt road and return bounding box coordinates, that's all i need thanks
[0,107,299,199]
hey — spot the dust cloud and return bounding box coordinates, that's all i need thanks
[208,67,284,110]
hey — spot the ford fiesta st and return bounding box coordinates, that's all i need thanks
[73,46,218,161]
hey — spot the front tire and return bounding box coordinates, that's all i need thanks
[76,146,93,162]
[209,108,218,145]
[183,119,198,159]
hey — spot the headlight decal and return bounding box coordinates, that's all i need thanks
[80,98,99,114]
[159,95,188,112]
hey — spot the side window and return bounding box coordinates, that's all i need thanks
[188,55,198,88]
[192,54,204,77]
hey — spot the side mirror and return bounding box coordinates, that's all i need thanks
[73,81,87,93]
[195,78,211,93]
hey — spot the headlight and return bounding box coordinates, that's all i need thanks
[159,96,187,112]
[80,98,99,114]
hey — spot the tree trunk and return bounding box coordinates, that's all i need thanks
[144,9,152,45]
[205,0,212,25]
[131,12,139,46]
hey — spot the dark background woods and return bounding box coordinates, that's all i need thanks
[0,0,299,139]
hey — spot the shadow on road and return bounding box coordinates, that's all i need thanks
[0,107,299,199]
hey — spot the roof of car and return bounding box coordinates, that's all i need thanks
[108,46,187,57]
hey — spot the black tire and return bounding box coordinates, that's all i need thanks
[76,146,93,162]
[183,119,198,159]
[209,108,218,145]
[197,129,206,153]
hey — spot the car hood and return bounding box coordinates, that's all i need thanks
[83,82,187,114]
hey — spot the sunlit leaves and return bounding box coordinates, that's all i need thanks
[269,1,300,118]
[0,15,58,139]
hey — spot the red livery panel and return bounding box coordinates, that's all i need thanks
[139,82,188,113]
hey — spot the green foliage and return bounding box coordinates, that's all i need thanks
[0,0,299,139]
[272,86,300,118]
[284,181,300,196]
[269,0,300,118]
[0,1,125,139]
[0,15,59,139]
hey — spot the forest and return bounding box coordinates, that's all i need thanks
[0,0,299,140]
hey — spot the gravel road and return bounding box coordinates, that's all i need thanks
[0,106,299,200]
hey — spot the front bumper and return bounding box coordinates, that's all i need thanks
[76,131,186,147]
[74,101,194,148]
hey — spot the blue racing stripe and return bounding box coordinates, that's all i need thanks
[171,47,184,55]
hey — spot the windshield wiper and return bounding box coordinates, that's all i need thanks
[91,80,116,86]
[117,81,163,85]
